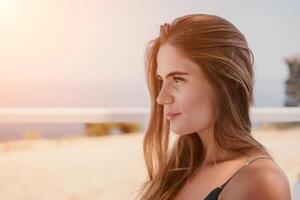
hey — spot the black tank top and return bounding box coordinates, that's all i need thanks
[203,156,274,200]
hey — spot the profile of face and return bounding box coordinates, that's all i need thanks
[156,44,216,136]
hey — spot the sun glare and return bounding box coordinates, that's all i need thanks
[0,0,18,20]
[0,0,10,12]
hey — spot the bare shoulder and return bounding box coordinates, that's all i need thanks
[221,158,291,200]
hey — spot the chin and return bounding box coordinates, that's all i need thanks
[170,127,194,136]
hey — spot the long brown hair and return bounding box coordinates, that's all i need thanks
[137,14,271,200]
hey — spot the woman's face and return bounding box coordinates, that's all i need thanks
[156,43,216,136]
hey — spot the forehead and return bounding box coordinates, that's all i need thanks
[156,44,203,77]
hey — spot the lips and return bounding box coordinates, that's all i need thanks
[166,112,181,120]
[166,112,181,117]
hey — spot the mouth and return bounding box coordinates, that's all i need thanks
[166,112,181,120]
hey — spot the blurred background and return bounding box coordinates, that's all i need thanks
[0,0,299,200]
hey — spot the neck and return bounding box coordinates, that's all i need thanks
[197,126,235,167]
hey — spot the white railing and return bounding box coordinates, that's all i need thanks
[250,107,300,122]
[0,107,150,123]
[0,107,299,123]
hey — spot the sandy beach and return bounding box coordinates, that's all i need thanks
[0,127,299,200]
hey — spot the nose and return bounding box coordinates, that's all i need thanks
[156,83,174,105]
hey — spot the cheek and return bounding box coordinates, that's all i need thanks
[171,85,216,134]
[185,90,215,121]
[181,84,214,112]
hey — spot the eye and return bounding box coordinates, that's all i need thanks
[173,77,186,84]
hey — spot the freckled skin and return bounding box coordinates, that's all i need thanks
[156,44,216,136]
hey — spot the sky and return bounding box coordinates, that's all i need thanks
[0,0,299,107]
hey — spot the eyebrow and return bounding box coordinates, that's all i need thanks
[156,71,190,79]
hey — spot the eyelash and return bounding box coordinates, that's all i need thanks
[172,77,186,83]
[157,77,186,84]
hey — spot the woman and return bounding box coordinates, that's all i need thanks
[137,14,291,200]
